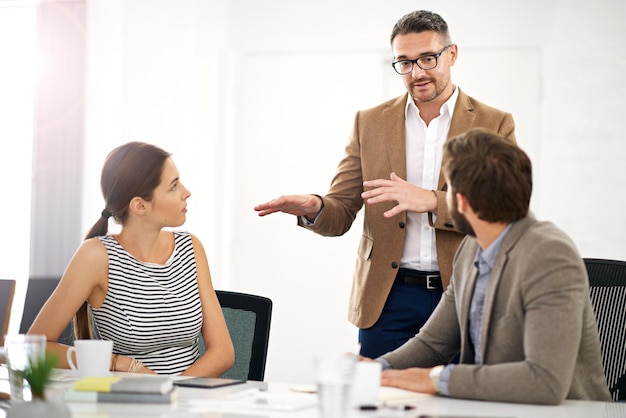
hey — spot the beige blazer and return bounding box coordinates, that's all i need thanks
[382,214,611,404]
[300,89,516,328]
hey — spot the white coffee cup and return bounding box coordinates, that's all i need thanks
[66,339,113,378]
[349,361,382,408]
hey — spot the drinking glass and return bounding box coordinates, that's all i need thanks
[315,352,357,418]
[3,334,46,401]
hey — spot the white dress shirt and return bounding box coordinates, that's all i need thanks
[401,87,458,272]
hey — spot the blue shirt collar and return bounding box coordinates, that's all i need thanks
[475,223,514,269]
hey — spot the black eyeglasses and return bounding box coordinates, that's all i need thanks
[391,44,451,75]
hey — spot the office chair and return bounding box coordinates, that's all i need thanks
[19,277,73,344]
[584,258,626,401]
[199,290,273,381]
[0,279,16,346]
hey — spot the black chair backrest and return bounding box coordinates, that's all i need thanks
[584,258,626,401]
[19,277,73,344]
[199,290,272,381]
[0,279,16,346]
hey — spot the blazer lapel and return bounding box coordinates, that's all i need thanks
[458,252,479,361]
[448,88,476,139]
[383,94,409,179]
[478,215,535,362]
[479,252,507,363]
[437,88,476,190]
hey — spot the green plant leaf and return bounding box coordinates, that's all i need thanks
[14,353,58,400]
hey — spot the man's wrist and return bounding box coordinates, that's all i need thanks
[430,190,439,212]
[305,196,324,223]
[429,365,444,393]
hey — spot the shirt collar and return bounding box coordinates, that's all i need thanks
[404,84,459,120]
[475,223,514,270]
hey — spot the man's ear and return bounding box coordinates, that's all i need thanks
[448,43,458,65]
[128,197,147,215]
[455,192,470,214]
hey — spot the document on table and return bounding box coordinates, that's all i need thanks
[378,386,433,402]
[289,384,431,403]
[182,387,318,412]
[49,368,80,382]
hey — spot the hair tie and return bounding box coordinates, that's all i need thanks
[101,209,112,219]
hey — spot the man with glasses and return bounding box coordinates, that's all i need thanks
[254,10,516,358]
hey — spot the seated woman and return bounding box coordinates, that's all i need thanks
[28,142,234,376]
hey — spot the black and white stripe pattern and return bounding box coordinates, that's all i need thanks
[585,258,626,401]
[91,232,202,375]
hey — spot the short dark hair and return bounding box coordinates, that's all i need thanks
[442,128,532,223]
[390,10,451,45]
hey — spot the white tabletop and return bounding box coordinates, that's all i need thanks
[60,384,626,418]
[1,367,625,418]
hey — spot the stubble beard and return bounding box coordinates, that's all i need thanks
[451,209,475,237]
[450,195,476,237]
[411,75,451,103]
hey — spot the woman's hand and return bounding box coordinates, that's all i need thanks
[114,355,157,374]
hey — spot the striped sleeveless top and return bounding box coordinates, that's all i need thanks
[90,232,203,375]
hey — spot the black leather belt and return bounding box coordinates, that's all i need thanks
[395,268,442,290]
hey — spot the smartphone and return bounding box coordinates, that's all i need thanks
[174,377,247,389]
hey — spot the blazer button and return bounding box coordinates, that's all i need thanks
[398,222,405,229]
[445,222,454,228]
[391,262,398,269]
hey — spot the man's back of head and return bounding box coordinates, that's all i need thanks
[443,128,532,224]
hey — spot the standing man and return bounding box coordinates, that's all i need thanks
[376,128,611,404]
[254,10,516,358]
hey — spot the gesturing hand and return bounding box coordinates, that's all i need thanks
[362,172,437,218]
[254,194,322,221]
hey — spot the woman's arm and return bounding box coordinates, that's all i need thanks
[179,234,234,377]
[27,238,109,368]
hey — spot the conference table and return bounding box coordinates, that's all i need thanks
[1,365,625,418]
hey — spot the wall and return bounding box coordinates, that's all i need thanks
[78,0,626,385]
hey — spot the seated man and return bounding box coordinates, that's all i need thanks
[374,128,611,404]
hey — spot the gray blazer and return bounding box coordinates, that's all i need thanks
[382,214,611,404]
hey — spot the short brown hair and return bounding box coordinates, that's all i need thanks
[390,10,451,45]
[442,128,532,223]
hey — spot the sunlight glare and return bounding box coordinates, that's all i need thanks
[0,3,37,334]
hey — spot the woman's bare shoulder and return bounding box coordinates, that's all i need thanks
[70,237,109,269]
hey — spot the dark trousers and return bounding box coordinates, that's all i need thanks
[358,277,443,359]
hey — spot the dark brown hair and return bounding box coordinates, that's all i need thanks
[390,10,451,45]
[442,128,532,223]
[74,142,171,340]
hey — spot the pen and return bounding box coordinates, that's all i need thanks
[359,404,416,411]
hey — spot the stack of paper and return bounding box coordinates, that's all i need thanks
[182,388,318,413]
[289,384,432,402]
[378,386,432,402]
[64,376,177,404]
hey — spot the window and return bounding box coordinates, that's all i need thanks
[0,2,37,334]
